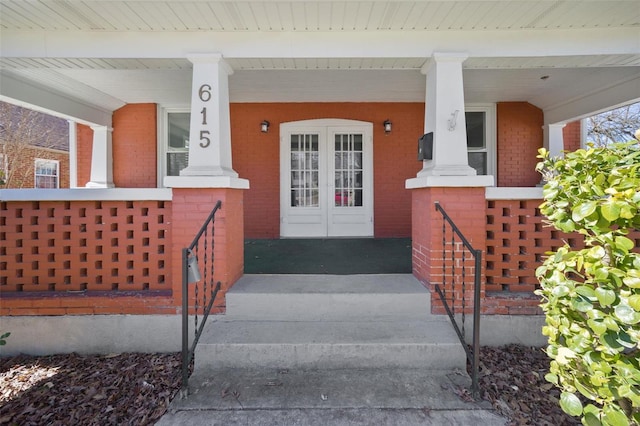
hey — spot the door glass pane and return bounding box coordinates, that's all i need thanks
[334,133,363,207]
[290,133,319,207]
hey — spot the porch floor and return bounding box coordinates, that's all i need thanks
[244,238,412,274]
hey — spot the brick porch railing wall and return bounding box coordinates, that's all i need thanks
[0,198,175,315]
[484,198,564,315]
[484,197,640,315]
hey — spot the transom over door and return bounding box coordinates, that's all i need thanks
[280,119,374,238]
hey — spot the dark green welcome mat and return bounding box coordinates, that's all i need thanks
[244,238,412,275]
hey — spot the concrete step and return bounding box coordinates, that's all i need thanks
[158,368,505,426]
[194,318,464,371]
[225,274,432,320]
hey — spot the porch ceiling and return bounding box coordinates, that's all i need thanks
[1,0,639,123]
[1,0,638,32]
[2,57,638,119]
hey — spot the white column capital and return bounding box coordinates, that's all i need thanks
[421,52,469,74]
[89,125,113,133]
[186,53,234,75]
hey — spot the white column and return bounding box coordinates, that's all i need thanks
[417,53,476,177]
[85,125,114,188]
[543,123,566,158]
[180,53,238,178]
[68,121,78,188]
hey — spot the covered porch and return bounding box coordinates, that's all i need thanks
[1,0,639,355]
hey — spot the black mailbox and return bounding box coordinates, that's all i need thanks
[418,132,433,161]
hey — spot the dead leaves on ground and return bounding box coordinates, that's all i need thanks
[478,344,580,426]
[1,345,584,426]
[0,353,181,426]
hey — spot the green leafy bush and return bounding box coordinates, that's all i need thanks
[536,142,640,426]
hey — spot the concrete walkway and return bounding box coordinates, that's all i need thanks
[157,367,507,426]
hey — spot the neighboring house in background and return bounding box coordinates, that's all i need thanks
[0,101,69,188]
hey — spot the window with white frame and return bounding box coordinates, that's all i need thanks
[465,105,496,176]
[161,110,190,179]
[34,159,59,188]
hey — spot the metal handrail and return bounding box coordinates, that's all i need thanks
[434,201,482,399]
[181,200,222,396]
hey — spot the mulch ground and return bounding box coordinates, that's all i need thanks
[478,344,580,426]
[0,344,579,425]
[0,353,182,426]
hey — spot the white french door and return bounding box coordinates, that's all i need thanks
[280,119,373,238]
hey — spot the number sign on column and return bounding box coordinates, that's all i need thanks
[198,84,212,148]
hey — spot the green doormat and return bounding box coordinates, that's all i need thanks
[244,238,412,275]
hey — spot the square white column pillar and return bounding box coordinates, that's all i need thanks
[68,120,78,188]
[543,123,566,158]
[417,53,476,177]
[85,125,114,188]
[179,53,238,178]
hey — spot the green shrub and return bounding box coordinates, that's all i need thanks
[536,142,640,426]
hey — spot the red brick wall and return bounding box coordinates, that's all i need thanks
[412,187,487,314]
[563,121,582,152]
[231,103,424,239]
[76,124,93,187]
[112,104,157,188]
[72,101,546,238]
[496,102,543,187]
[170,188,244,314]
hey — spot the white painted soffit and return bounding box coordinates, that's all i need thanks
[0,1,638,32]
[2,55,640,71]
[4,64,637,110]
[2,27,638,59]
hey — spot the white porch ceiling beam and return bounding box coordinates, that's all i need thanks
[0,71,113,126]
[544,74,640,125]
[2,28,637,60]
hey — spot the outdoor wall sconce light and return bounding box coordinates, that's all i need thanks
[187,250,201,283]
[448,110,459,131]
[383,119,392,133]
[261,120,270,133]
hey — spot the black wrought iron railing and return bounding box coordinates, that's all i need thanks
[434,201,482,399]
[181,200,222,396]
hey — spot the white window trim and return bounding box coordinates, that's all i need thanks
[34,158,60,189]
[157,105,190,187]
[465,103,497,177]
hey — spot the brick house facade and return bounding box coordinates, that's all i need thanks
[0,1,638,354]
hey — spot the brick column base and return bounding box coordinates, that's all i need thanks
[411,186,487,314]
[171,188,244,313]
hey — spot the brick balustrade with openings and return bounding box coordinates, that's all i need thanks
[0,199,174,315]
[484,198,640,315]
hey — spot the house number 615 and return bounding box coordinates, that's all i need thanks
[198,84,212,148]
